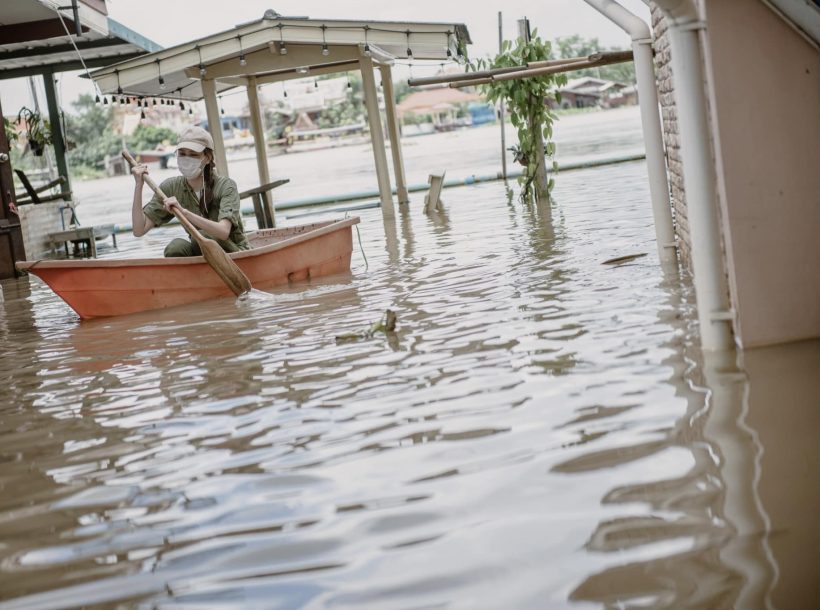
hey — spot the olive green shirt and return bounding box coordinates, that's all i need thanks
[143,175,250,251]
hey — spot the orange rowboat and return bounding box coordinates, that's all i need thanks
[15,218,359,320]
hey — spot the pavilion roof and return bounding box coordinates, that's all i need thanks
[89,11,471,102]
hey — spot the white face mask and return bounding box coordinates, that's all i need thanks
[178,155,203,179]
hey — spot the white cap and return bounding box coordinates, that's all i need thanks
[176,125,214,152]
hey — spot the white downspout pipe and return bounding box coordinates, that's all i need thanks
[652,0,734,351]
[581,0,677,268]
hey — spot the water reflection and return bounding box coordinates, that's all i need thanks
[1,164,818,609]
[566,279,817,608]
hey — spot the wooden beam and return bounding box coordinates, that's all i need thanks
[184,44,361,81]
[246,75,274,227]
[359,53,394,219]
[41,70,71,197]
[201,79,229,176]
[408,64,523,87]
[379,64,409,204]
[450,51,634,88]
[407,51,631,87]
[250,61,360,86]
[362,44,396,66]
[0,19,88,46]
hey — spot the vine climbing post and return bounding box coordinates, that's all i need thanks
[475,25,566,205]
[518,19,549,203]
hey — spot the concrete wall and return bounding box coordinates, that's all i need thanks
[651,1,819,348]
[701,0,820,348]
[16,201,66,259]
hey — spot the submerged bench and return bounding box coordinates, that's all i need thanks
[49,224,117,259]
[239,179,290,229]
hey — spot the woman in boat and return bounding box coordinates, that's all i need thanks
[130,125,250,257]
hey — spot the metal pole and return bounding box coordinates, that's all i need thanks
[0,98,27,279]
[653,0,735,350]
[498,11,508,180]
[580,0,677,267]
[41,70,70,196]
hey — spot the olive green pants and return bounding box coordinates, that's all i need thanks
[163,237,242,257]
[163,238,202,258]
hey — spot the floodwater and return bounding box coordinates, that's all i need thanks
[64,107,645,232]
[1,108,819,609]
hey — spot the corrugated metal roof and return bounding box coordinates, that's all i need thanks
[0,12,161,80]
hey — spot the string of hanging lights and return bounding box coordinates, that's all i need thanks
[97,22,465,122]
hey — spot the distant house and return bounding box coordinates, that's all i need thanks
[201,114,252,141]
[556,77,630,109]
[284,77,355,135]
[607,84,638,108]
[397,87,483,131]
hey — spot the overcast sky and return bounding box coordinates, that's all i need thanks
[0,0,651,115]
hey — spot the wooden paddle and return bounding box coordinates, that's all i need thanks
[122,150,252,296]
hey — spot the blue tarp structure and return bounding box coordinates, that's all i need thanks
[468,102,496,126]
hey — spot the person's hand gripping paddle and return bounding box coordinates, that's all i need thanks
[122,150,252,296]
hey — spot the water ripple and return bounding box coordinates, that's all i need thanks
[0,155,774,609]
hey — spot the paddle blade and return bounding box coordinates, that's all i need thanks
[200,240,252,296]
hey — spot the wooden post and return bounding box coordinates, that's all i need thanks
[378,64,409,205]
[424,172,446,214]
[359,53,395,220]
[246,75,275,227]
[42,70,71,197]
[201,78,229,177]
[0,98,26,279]
[518,19,549,203]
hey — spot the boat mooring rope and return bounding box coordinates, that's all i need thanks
[346,212,368,271]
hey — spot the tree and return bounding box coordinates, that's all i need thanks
[392,79,412,104]
[317,95,363,128]
[554,35,636,84]
[129,124,176,152]
[64,94,121,171]
[317,72,364,129]
[63,95,183,174]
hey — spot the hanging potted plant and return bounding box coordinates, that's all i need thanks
[16,107,52,156]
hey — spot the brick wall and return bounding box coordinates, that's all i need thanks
[16,201,67,259]
[651,5,692,271]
